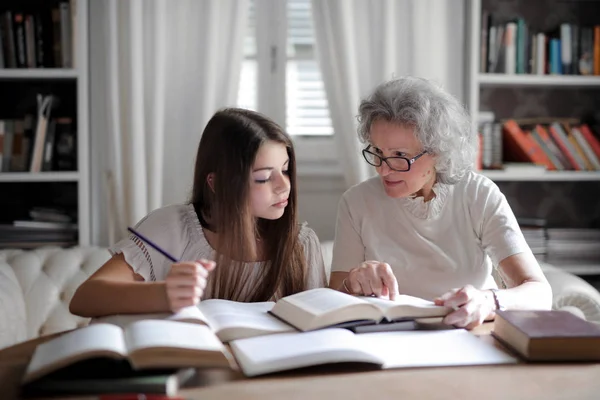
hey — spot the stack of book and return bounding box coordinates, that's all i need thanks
[518,217,547,260]
[0,207,77,248]
[546,228,600,274]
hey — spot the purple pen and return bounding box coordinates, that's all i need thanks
[127,227,179,263]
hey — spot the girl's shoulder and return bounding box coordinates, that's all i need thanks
[132,203,200,239]
[298,222,321,250]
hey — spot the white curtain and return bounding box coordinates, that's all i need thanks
[89,0,248,246]
[311,0,465,187]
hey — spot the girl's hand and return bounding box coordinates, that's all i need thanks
[346,261,399,300]
[165,259,216,312]
[434,285,495,329]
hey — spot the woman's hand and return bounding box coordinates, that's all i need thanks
[165,259,216,312]
[434,285,495,329]
[346,261,400,300]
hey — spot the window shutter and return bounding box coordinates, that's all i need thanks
[237,0,333,136]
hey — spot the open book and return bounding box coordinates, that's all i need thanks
[23,320,234,384]
[94,299,296,342]
[269,288,452,331]
[230,328,517,377]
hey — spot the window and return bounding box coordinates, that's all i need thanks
[237,0,339,174]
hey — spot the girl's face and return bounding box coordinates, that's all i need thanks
[369,119,436,200]
[249,141,291,220]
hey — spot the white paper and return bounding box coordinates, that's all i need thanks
[358,329,517,369]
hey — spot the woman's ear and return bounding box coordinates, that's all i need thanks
[207,173,215,192]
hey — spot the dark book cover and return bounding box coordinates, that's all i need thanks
[21,358,195,397]
[52,118,76,171]
[2,10,16,68]
[12,12,27,68]
[497,310,600,339]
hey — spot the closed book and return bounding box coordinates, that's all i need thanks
[492,310,600,361]
[21,361,195,397]
[502,120,553,169]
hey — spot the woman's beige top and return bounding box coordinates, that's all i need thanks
[109,204,327,301]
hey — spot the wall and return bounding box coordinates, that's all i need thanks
[297,175,346,242]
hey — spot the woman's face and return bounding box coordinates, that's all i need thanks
[249,140,291,220]
[368,119,436,199]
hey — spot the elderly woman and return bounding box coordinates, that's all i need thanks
[330,77,552,329]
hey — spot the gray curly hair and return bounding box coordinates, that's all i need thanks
[357,76,476,185]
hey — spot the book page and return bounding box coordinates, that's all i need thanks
[124,320,225,354]
[280,288,371,315]
[24,324,127,383]
[198,299,294,342]
[270,288,382,331]
[90,307,210,329]
[357,329,517,369]
[362,295,450,320]
[230,328,383,377]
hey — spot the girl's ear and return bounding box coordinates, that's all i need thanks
[207,173,215,192]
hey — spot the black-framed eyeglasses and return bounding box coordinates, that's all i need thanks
[362,145,428,172]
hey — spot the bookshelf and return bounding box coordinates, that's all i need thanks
[466,0,600,283]
[481,170,600,181]
[478,74,600,88]
[0,0,89,247]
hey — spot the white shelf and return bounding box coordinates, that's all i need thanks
[480,170,600,181]
[478,74,600,88]
[0,172,80,183]
[0,69,78,79]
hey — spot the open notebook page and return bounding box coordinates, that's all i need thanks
[358,329,517,368]
[123,320,225,354]
[199,300,294,339]
[25,324,127,382]
[231,328,382,377]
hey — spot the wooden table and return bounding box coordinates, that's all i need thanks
[1,324,600,400]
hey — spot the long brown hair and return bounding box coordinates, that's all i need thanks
[190,108,307,301]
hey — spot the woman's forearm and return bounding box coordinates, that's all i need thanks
[492,280,553,315]
[70,279,170,318]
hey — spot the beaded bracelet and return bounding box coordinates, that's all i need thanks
[342,278,351,293]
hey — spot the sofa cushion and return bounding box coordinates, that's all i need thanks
[0,259,27,349]
[541,263,600,324]
[2,247,111,340]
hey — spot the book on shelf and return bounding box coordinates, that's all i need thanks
[492,310,600,361]
[22,320,235,385]
[94,299,295,343]
[0,2,74,69]
[477,118,600,172]
[268,288,452,332]
[0,108,76,173]
[480,8,600,76]
[230,328,517,377]
[21,363,196,398]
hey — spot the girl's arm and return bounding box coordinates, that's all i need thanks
[69,254,170,317]
[69,254,215,318]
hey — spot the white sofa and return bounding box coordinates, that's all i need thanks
[1,245,600,350]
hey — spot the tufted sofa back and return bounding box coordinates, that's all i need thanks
[0,247,111,347]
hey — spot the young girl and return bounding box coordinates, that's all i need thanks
[70,108,327,317]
